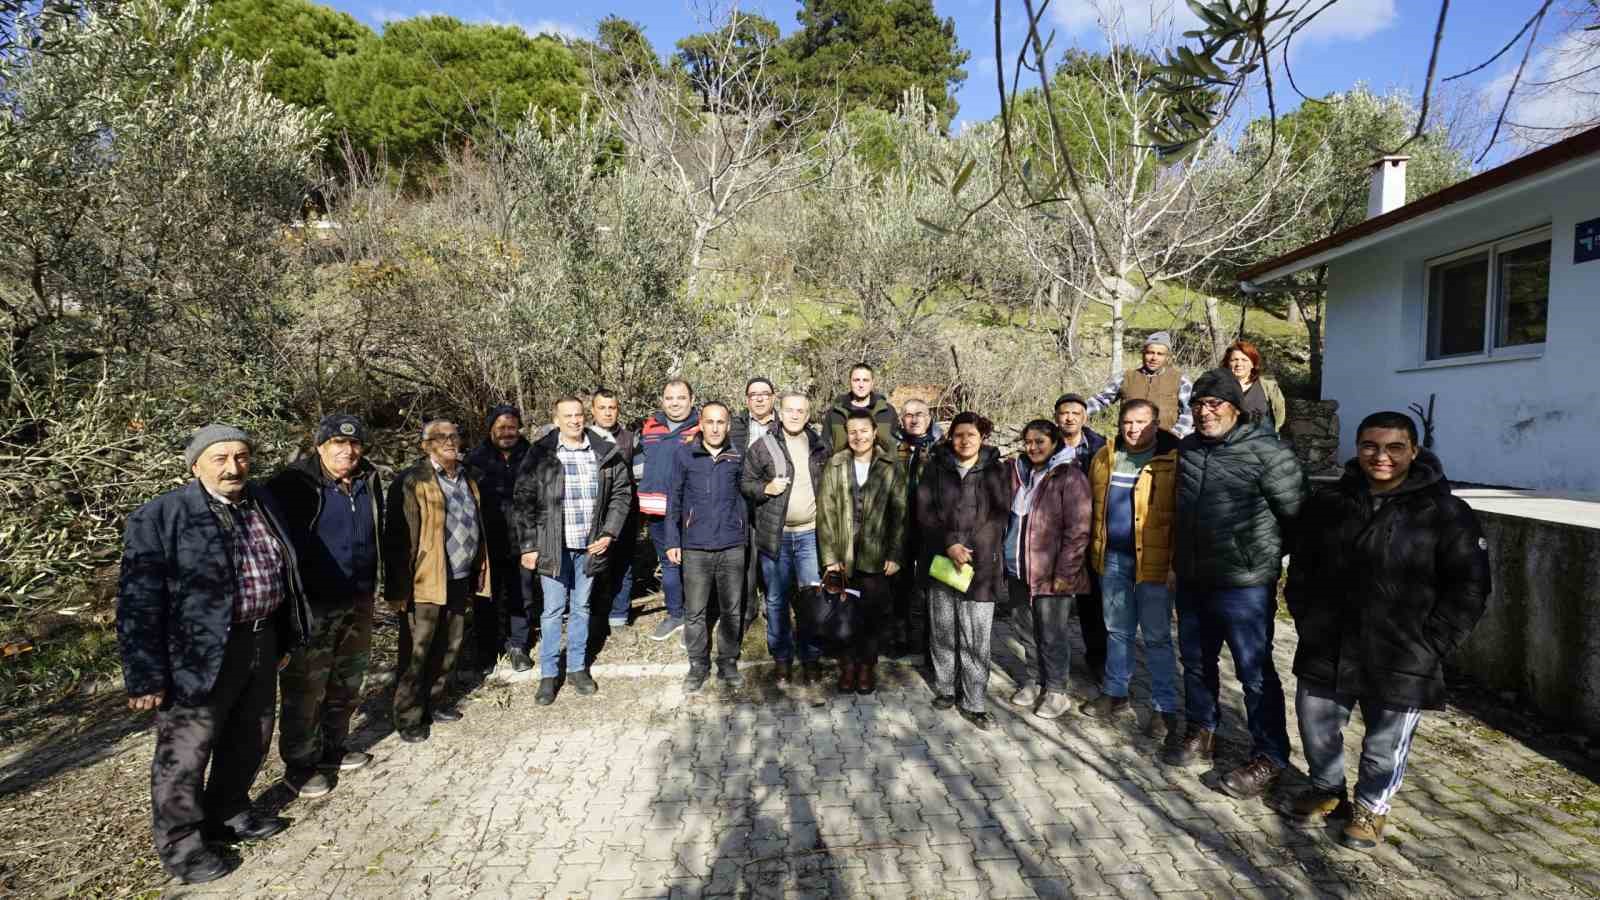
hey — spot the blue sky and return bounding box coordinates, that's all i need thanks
[339,1,1594,164]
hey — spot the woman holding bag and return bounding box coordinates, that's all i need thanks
[817,409,908,695]
[1005,420,1092,720]
[918,412,1011,730]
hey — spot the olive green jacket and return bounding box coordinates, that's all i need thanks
[817,447,908,576]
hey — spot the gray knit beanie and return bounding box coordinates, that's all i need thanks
[185,424,253,468]
[1143,331,1173,350]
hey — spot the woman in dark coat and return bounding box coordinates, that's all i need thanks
[1285,411,1490,851]
[917,412,1011,730]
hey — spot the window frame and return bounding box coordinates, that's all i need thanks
[1421,225,1551,365]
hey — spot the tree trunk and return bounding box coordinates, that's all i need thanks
[1203,294,1228,366]
[1108,291,1125,381]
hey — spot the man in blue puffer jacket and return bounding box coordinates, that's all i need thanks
[662,402,748,692]
[636,378,700,642]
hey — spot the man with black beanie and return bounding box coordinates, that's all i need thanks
[1164,369,1307,804]
[466,404,536,672]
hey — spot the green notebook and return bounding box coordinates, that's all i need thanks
[928,554,975,593]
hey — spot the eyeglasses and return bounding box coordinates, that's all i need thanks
[1190,399,1228,412]
[427,432,461,443]
[746,390,773,399]
[904,412,929,419]
[1357,442,1412,459]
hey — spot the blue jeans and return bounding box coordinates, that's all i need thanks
[758,530,821,664]
[1100,551,1178,712]
[647,520,685,620]
[1176,580,1291,768]
[539,549,594,678]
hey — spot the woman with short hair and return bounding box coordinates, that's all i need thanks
[1225,340,1288,433]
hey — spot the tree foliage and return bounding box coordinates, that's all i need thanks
[325,16,585,168]
[787,0,969,127]
[194,0,372,112]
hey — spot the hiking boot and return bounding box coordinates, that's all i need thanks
[1035,691,1072,719]
[1080,693,1130,719]
[683,667,709,694]
[856,664,877,695]
[569,671,598,695]
[1221,755,1284,799]
[1339,805,1388,850]
[507,649,533,673]
[1143,712,1181,742]
[319,749,373,772]
[1010,684,1042,708]
[773,662,792,686]
[649,617,685,642]
[1161,724,1215,767]
[535,677,558,706]
[1289,788,1354,823]
[717,663,743,687]
[284,766,332,798]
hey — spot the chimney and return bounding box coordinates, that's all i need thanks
[1368,155,1411,218]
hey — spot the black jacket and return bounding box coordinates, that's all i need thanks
[465,437,531,559]
[1286,452,1491,709]
[1174,419,1307,587]
[266,455,385,616]
[821,391,899,456]
[728,412,778,456]
[916,445,1011,603]
[740,426,830,556]
[116,480,312,704]
[513,430,634,578]
[1063,426,1107,475]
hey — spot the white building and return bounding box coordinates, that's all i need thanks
[1242,126,1600,493]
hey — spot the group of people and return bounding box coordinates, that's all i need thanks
[116,331,1491,885]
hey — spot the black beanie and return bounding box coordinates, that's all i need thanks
[485,404,522,435]
[1191,368,1246,412]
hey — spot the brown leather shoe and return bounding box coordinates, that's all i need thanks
[1080,694,1130,719]
[837,662,858,693]
[1289,788,1353,822]
[1220,755,1284,799]
[774,662,792,686]
[857,663,877,695]
[1160,723,1215,767]
[1339,805,1388,850]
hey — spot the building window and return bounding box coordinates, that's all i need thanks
[1425,228,1550,361]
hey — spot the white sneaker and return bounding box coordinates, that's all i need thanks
[1010,684,1042,707]
[1035,691,1072,719]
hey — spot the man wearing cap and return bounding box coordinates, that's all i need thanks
[466,404,535,672]
[267,414,385,798]
[116,425,312,884]
[385,419,492,742]
[1164,369,1307,803]
[1083,332,1195,438]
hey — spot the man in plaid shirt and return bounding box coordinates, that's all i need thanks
[116,425,312,884]
[515,396,635,706]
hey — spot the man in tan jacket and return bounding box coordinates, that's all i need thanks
[385,419,491,743]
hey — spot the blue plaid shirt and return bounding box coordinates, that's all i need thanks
[556,437,601,550]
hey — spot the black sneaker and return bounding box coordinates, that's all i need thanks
[683,668,709,693]
[319,749,373,772]
[399,726,429,743]
[650,617,685,642]
[569,671,598,695]
[717,663,743,687]
[932,694,957,710]
[536,677,558,706]
[507,649,533,673]
[430,707,463,723]
[283,766,332,798]
[178,851,237,884]
[959,708,994,731]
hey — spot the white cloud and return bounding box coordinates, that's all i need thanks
[1484,29,1600,153]
[515,18,586,41]
[1287,0,1396,45]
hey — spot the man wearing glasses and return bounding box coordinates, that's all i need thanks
[730,378,780,636]
[892,398,941,658]
[1164,370,1307,802]
[385,419,493,743]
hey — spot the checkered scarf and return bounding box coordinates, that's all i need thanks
[557,439,600,549]
[434,467,480,578]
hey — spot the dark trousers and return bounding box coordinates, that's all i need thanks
[682,546,745,670]
[1008,577,1074,692]
[279,594,372,768]
[493,558,539,653]
[892,551,929,652]
[850,571,892,663]
[605,524,637,625]
[395,579,467,729]
[647,520,686,620]
[151,623,277,876]
[1176,579,1291,768]
[1076,570,1107,676]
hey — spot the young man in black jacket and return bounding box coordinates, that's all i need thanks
[465,404,535,672]
[1285,411,1490,850]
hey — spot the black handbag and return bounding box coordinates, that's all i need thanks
[792,571,862,651]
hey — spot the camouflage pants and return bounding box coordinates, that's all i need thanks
[279,594,373,769]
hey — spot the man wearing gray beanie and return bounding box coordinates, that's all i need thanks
[1082,331,1196,438]
[116,424,312,883]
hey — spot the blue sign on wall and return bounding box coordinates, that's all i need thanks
[1578,217,1600,264]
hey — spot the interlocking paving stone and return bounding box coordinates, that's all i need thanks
[177,617,1600,899]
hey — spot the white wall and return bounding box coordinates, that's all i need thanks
[1322,164,1600,493]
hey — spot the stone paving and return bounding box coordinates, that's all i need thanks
[175,618,1600,899]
